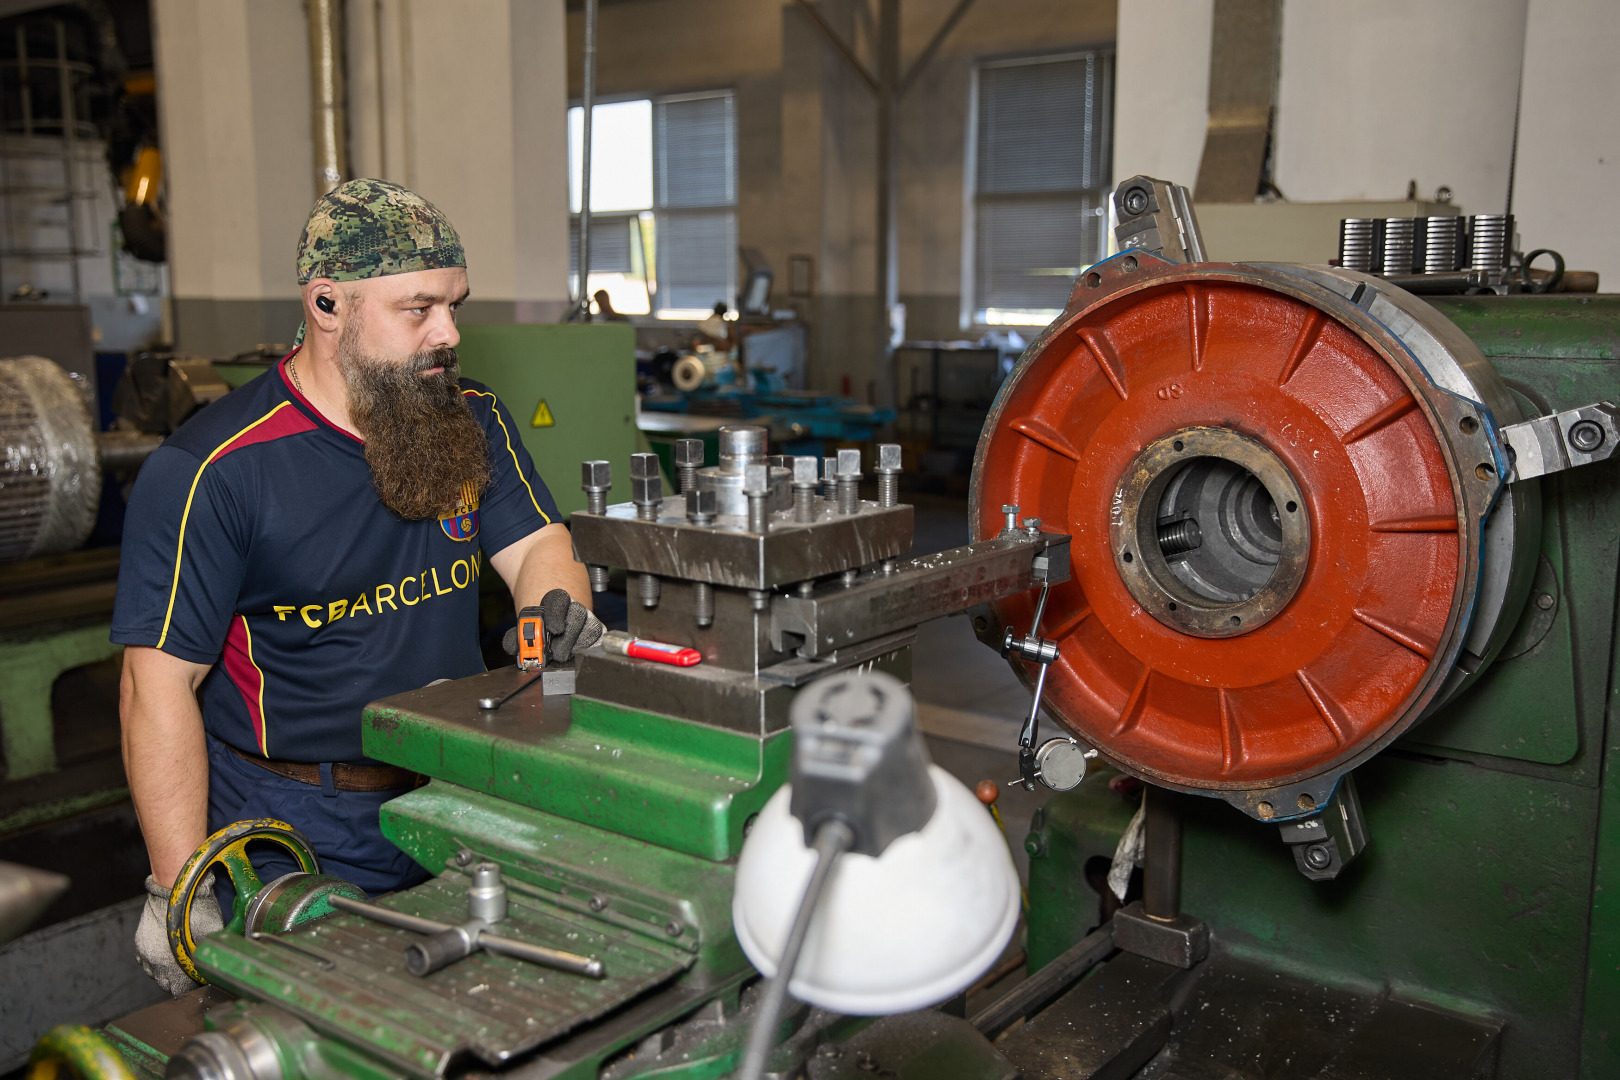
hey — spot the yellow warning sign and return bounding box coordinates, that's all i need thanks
[530,399,555,428]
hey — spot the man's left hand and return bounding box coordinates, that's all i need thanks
[539,588,604,663]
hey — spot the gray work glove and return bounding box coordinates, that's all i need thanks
[135,872,222,997]
[539,588,604,663]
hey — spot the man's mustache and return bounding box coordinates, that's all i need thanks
[408,347,458,375]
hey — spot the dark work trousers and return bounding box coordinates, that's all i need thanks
[205,732,430,916]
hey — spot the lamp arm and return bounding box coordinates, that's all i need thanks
[735,818,855,1080]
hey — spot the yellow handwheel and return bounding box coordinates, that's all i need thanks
[166,818,319,983]
[27,1025,137,1080]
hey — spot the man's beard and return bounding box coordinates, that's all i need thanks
[338,324,490,521]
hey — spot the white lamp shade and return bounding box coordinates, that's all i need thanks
[732,764,1021,1015]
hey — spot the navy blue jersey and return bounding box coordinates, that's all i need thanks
[112,352,559,762]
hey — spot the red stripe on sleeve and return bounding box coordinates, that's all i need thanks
[221,615,268,755]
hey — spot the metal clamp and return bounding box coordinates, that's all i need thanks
[1502,402,1619,480]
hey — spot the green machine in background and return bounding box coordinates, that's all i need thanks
[455,324,640,520]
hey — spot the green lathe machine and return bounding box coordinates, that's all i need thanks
[36,179,1620,1079]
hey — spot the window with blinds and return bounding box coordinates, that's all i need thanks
[967,51,1114,326]
[569,90,737,319]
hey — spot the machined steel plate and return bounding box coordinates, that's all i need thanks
[194,875,693,1078]
[569,498,913,589]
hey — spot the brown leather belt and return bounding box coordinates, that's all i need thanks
[226,742,422,792]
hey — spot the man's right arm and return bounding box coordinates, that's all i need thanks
[120,645,212,887]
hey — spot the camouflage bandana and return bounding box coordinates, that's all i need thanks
[293,179,465,345]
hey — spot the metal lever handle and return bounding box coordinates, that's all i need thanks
[1002,581,1058,790]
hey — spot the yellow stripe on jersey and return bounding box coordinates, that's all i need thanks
[158,402,295,649]
[463,389,551,524]
[241,616,269,756]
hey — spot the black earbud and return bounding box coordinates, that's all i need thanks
[315,295,335,314]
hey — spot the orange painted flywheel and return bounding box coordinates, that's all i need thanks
[971,253,1534,815]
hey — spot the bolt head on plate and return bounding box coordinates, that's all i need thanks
[837,448,861,478]
[878,443,902,472]
[631,474,662,503]
[792,456,819,485]
[687,488,717,519]
[630,452,660,480]
[675,438,705,467]
[743,463,770,496]
[581,460,611,489]
[1569,419,1605,453]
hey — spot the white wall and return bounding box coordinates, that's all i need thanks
[1112,0,1214,188]
[1511,0,1620,286]
[155,0,571,351]
[154,0,310,302]
[1273,0,1528,212]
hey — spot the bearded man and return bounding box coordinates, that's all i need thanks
[112,179,600,994]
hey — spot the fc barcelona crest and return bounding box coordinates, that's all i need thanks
[441,481,480,541]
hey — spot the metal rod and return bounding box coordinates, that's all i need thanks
[328,894,450,935]
[1142,786,1182,920]
[875,0,900,409]
[576,0,597,314]
[477,669,544,711]
[480,932,604,978]
[736,819,854,1080]
[329,894,603,978]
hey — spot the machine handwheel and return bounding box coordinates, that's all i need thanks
[167,818,320,983]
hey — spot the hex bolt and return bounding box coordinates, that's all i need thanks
[835,448,862,515]
[674,438,705,494]
[1303,843,1333,871]
[822,456,838,498]
[631,453,662,521]
[692,581,715,627]
[876,443,902,507]
[744,464,771,534]
[581,460,612,591]
[1569,419,1606,453]
[1023,516,1042,536]
[580,460,611,515]
[686,487,717,525]
[1002,504,1020,533]
[639,572,661,609]
[791,456,819,523]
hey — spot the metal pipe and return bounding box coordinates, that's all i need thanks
[875,0,900,408]
[307,0,349,198]
[576,0,598,313]
[1142,786,1182,920]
